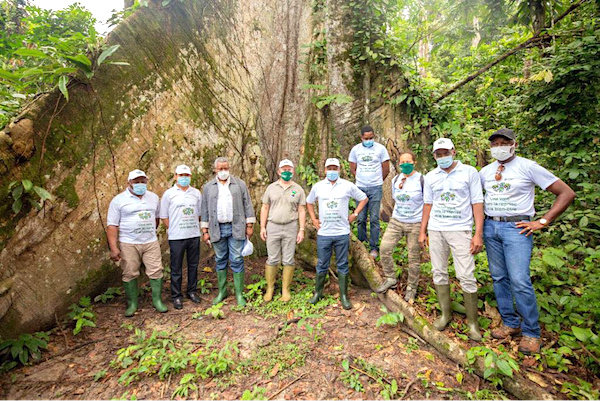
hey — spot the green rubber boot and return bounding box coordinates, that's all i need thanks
[309,273,327,304]
[123,279,138,317]
[212,269,228,305]
[463,291,482,341]
[233,272,246,307]
[433,284,452,330]
[149,278,168,313]
[338,273,352,310]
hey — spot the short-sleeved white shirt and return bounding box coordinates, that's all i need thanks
[479,156,558,217]
[107,189,160,244]
[391,172,424,224]
[423,161,484,231]
[348,142,391,188]
[306,178,367,236]
[159,185,202,240]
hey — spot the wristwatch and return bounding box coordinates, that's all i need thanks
[539,218,548,226]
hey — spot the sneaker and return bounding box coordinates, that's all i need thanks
[369,250,379,258]
[518,336,541,354]
[491,324,522,339]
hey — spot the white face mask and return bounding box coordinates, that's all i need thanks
[490,145,515,161]
[217,170,230,181]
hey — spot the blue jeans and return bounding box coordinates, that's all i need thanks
[357,185,382,251]
[213,223,245,273]
[316,235,350,275]
[483,219,539,337]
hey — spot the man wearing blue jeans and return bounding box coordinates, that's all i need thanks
[306,158,368,309]
[480,128,575,354]
[349,125,390,258]
[201,157,256,307]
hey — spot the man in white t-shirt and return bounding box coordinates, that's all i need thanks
[418,138,484,341]
[160,164,202,310]
[480,128,575,354]
[349,125,390,258]
[306,158,368,310]
[107,169,168,317]
[377,151,424,302]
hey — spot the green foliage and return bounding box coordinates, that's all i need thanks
[0,331,49,372]
[7,180,52,214]
[241,386,268,400]
[340,357,398,399]
[67,296,96,335]
[375,306,405,327]
[171,372,197,398]
[296,163,320,187]
[561,378,600,400]
[94,286,123,303]
[197,278,212,294]
[203,303,225,320]
[93,369,107,382]
[467,346,519,387]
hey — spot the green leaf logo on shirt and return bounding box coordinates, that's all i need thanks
[291,190,297,198]
[361,155,373,162]
[326,200,339,209]
[138,211,152,220]
[182,207,194,215]
[491,182,512,193]
[395,194,410,202]
[440,192,456,202]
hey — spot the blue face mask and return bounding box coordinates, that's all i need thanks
[177,176,191,187]
[436,156,454,169]
[132,183,147,195]
[362,139,374,148]
[326,170,339,181]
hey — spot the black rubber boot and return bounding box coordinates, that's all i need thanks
[309,273,327,304]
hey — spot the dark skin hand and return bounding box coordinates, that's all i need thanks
[515,179,576,236]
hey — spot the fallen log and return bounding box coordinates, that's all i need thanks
[349,235,555,400]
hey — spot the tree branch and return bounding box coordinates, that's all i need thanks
[434,0,588,103]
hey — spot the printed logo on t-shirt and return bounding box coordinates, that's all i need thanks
[326,200,339,209]
[395,193,410,203]
[138,211,152,220]
[182,207,194,215]
[291,190,297,198]
[440,191,456,202]
[361,155,374,162]
[491,182,511,193]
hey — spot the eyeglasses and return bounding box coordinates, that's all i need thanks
[398,177,407,189]
[495,164,505,181]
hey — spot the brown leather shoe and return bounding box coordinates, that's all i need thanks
[491,324,522,339]
[518,336,541,354]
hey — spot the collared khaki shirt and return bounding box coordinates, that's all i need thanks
[262,181,306,224]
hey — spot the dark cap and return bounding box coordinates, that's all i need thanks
[489,128,516,141]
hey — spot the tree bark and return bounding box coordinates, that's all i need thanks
[349,236,556,400]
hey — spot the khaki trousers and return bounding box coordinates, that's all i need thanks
[120,240,163,282]
[428,230,477,293]
[266,221,298,266]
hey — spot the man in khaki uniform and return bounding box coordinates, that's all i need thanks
[260,159,307,302]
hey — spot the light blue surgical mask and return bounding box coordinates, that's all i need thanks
[326,170,339,181]
[177,176,191,187]
[436,156,454,169]
[132,183,147,195]
[362,139,374,148]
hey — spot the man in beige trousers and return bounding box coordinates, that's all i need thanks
[260,159,307,302]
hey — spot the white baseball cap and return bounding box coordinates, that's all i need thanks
[325,158,340,167]
[279,159,294,168]
[432,138,455,152]
[128,169,147,181]
[175,164,192,175]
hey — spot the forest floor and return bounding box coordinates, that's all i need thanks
[0,256,509,400]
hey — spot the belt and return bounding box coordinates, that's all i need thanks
[485,215,531,222]
[218,222,233,225]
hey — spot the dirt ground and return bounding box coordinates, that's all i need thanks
[0,256,505,400]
